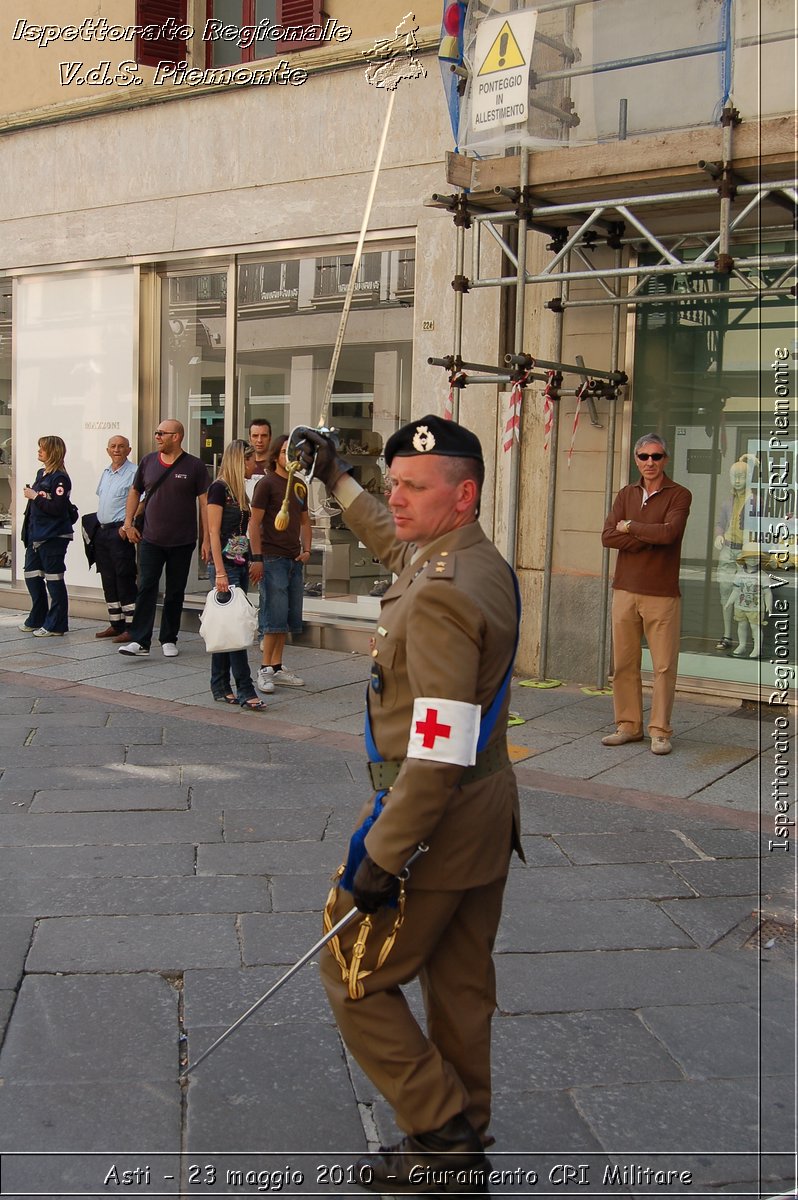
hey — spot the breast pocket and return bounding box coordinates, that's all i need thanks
[370,634,398,711]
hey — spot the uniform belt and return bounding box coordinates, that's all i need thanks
[99,521,124,530]
[367,741,511,791]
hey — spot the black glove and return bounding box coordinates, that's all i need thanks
[293,428,353,490]
[352,853,400,914]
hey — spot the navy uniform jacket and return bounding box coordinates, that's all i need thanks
[23,469,74,545]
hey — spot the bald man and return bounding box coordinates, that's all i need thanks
[93,435,138,640]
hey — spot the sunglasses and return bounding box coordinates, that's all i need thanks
[154,430,175,437]
[636,452,665,461]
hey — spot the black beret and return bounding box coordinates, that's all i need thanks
[385,414,483,466]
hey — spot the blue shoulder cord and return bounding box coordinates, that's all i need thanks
[340,565,522,894]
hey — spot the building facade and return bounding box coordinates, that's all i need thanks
[1,0,795,699]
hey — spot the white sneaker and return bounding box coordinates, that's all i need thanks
[162,643,179,658]
[18,622,37,633]
[256,666,275,694]
[32,628,65,637]
[273,667,304,687]
[119,642,149,656]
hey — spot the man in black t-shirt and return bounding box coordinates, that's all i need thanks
[118,419,209,658]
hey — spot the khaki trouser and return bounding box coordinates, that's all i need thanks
[320,875,507,1140]
[611,589,681,738]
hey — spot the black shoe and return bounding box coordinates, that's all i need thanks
[355,1113,489,1194]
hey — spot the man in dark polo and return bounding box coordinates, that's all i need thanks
[118,419,209,659]
[92,434,138,642]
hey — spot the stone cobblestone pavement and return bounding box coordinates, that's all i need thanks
[0,613,794,1199]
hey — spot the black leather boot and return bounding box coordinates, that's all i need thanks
[355,1112,490,1194]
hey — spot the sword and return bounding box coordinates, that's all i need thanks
[181,842,428,1078]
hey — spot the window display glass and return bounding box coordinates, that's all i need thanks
[631,248,796,694]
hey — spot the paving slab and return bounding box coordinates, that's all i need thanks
[0,843,195,879]
[682,827,769,857]
[0,973,178,1081]
[515,835,571,867]
[30,724,165,746]
[517,788,698,834]
[223,806,333,842]
[498,899,694,952]
[495,948,758,1014]
[26,914,242,972]
[637,1001,783,1081]
[183,964,332,1028]
[0,988,14,1031]
[271,874,339,912]
[30,785,190,812]
[0,1081,180,1161]
[503,862,695,903]
[672,858,760,897]
[594,740,757,798]
[0,711,112,729]
[572,1075,794,1155]
[552,830,702,865]
[0,745,129,769]
[125,742,274,766]
[0,809,222,846]
[517,734,650,778]
[692,753,766,810]
[680,713,767,747]
[198,839,344,877]
[0,874,273,917]
[660,896,759,948]
[492,1011,683,1091]
[185,1022,365,1150]
[0,763,182,791]
[257,682,369,723]
[239,911,329,965]
[0,790,35,814]
[0,916,34,988]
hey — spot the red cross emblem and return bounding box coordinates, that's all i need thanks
[414,707,452,749]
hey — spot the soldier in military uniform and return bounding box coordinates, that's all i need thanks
[297,416,522,1191]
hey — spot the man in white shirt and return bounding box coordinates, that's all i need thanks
[93,435,138,641]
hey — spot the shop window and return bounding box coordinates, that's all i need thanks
[135,0,189,67]
[631,249,796,690]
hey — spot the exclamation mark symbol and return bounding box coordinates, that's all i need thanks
[498,31,508,67]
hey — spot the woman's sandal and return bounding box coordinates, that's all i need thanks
[241,698,266,712]
[214,693,239,705]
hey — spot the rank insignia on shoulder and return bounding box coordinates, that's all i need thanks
[426,554,454,579]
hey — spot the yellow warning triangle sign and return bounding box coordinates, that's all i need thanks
[478,20,527,74]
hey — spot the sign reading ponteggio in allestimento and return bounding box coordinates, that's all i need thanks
[471,9,537,131]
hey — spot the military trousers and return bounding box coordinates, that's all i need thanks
[320,872,507,1141]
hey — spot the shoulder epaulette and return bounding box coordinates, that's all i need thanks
[425,551,455,579]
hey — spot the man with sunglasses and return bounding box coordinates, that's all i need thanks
[601,433,692,755]
[118,419,209,658]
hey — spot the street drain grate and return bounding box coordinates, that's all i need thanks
[743,917,797,956]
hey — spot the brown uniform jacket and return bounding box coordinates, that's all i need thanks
[342,490,522,891]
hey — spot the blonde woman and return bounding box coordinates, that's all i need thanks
[20,435,74,637]
[206,440,264,711]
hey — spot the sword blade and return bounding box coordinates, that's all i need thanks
[181,906,359,1078]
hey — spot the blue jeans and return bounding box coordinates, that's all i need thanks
[207,562,257,704]
[260,556,304,634]
[24,538,70,633]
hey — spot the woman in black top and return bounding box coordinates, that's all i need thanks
[20,435,74,637]
[206,440,263,711]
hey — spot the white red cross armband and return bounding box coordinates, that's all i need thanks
[407,697,480,767]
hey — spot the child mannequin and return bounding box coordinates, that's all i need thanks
[723,549,773,658]
[714,457,755,650]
